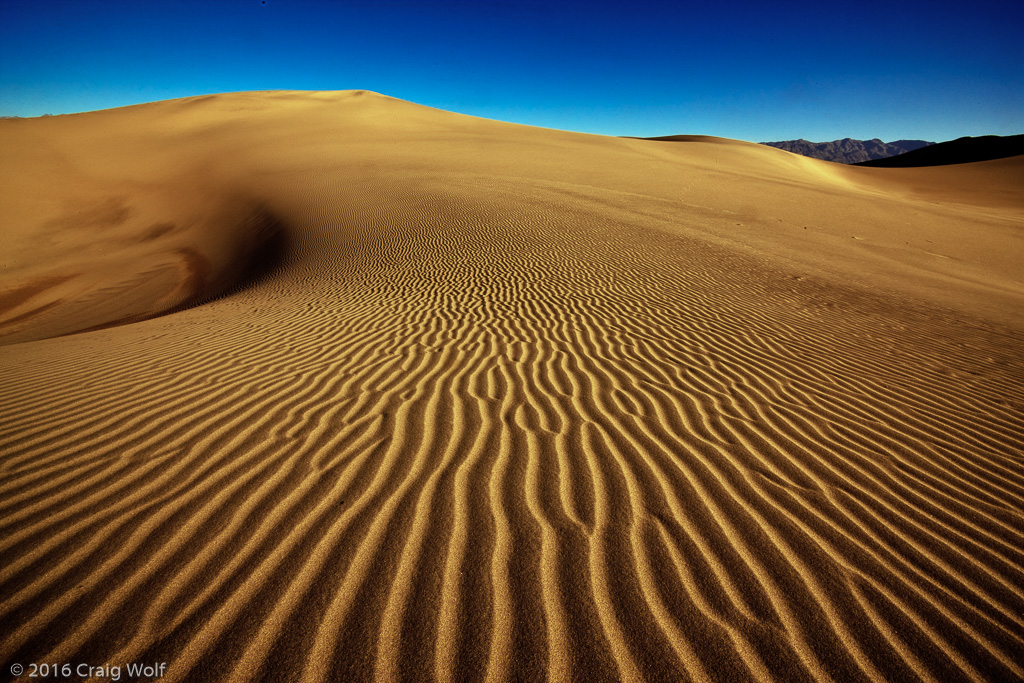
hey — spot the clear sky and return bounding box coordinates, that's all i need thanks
[1,0,1021,142]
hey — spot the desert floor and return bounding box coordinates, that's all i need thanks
[1,91,1023,682]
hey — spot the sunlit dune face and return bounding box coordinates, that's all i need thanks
[0,92,1022,682]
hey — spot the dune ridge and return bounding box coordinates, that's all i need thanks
[1,91,1023,681]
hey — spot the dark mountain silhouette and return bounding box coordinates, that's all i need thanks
[759,138,933,164]
[854,134,1024,167]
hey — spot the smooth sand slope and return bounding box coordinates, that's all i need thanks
[2,91,1023,682]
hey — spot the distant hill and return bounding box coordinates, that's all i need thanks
[854,134,1024,167]
[759,138,933,164]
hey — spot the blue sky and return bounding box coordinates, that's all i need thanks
[1,0,1021,142]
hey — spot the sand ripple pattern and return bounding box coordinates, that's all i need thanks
[2,176,1024,682]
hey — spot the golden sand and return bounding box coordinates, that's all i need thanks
[1,91,1022,681]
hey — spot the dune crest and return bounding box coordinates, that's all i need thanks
[1,91,1022,681]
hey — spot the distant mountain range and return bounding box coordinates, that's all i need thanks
[759,138,933,164]
[854,134,1024,167]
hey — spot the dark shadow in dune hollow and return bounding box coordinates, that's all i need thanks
[175,204,292,312]
[64,205,292,339]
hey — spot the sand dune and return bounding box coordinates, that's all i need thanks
[1,91,1023,681]
[856,134,1024,168]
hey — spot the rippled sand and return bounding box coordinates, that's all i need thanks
[2,91,1023,682]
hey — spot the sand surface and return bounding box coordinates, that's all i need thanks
[1,91,1023,682]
